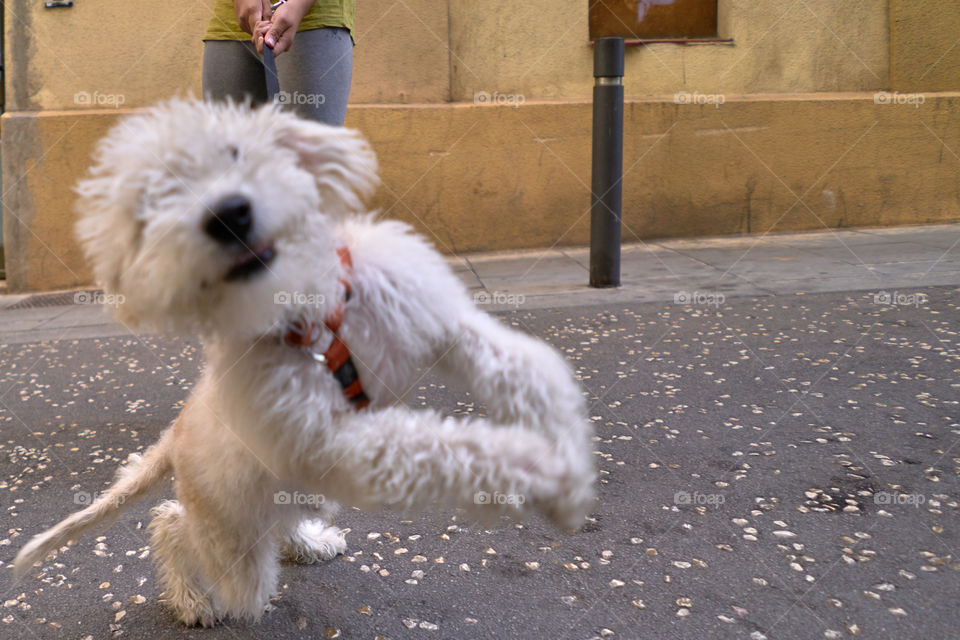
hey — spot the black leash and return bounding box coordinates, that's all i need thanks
[263,44,280,101]
[262,0,284,100]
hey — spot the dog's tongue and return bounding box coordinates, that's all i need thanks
[226,241,275,281]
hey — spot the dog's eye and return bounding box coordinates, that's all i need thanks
[226,145,239,161]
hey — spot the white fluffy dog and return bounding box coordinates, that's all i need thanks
[13,99,595,626]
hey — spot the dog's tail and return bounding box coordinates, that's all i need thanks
[13,428,174,580]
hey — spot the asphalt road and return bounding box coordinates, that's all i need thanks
[2,287,959,639]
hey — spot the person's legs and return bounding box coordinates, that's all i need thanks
[202,40,269,105]
[202,29,353,125]
[276,27,354,125]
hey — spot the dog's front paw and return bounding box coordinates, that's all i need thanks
[528,459,595,531]
[535,476,595,531]
[485,441,594,531]
[281,519,347,564]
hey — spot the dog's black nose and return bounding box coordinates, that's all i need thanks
[205,195,253,245]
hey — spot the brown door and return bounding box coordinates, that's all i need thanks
[589,0,718,40]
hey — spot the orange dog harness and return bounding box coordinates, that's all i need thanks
[281,247,370,410]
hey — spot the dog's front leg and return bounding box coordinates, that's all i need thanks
[298,406,586,528]
[439,311,596,508]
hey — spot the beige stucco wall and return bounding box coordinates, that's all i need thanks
[6,0,894,110]
[352,0,450,103]
[6,94,960,291]
[3,0,449,110]
[4,0,210,112]
[448,0,891,101]
[3,0,960,290]
[890,0,960,92]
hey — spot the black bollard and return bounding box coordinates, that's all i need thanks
[589,37,625,288]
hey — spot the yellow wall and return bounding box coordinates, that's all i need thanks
[4,0,210,112]
[2,0,451,109]
[6,0,893,110]
[448,0,890,101]
[352,0,450,103]
[890,0,960,91]
[3,0,960,291]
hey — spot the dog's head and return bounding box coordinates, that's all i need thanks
[74,99,378,337]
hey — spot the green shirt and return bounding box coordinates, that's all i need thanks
[204,0,355,40]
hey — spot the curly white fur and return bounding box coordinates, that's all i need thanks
[14,99,595,626]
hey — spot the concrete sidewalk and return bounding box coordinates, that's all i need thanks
[2,223,959,344]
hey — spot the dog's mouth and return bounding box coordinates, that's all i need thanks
[225,241,276,281]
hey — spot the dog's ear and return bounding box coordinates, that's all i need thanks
[272,114,380,215]
[74,176,144,324]
[73,104,168,299]
[73,155,144,325]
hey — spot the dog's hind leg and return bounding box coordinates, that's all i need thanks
[149,500,218,627]
[152,481,280,624]
[181,495,280,623]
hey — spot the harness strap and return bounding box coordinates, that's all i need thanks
[282,247,370,410]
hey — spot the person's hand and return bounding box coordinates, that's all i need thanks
[234,0,273,35]
[254,0,313,55]
[254,20,271,53]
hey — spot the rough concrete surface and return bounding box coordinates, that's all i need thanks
[1,225,959,639]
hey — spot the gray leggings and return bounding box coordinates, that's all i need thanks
[202,27,353,126]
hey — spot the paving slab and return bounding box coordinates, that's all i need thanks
[34,305,117,330]
[796,241,945,266]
